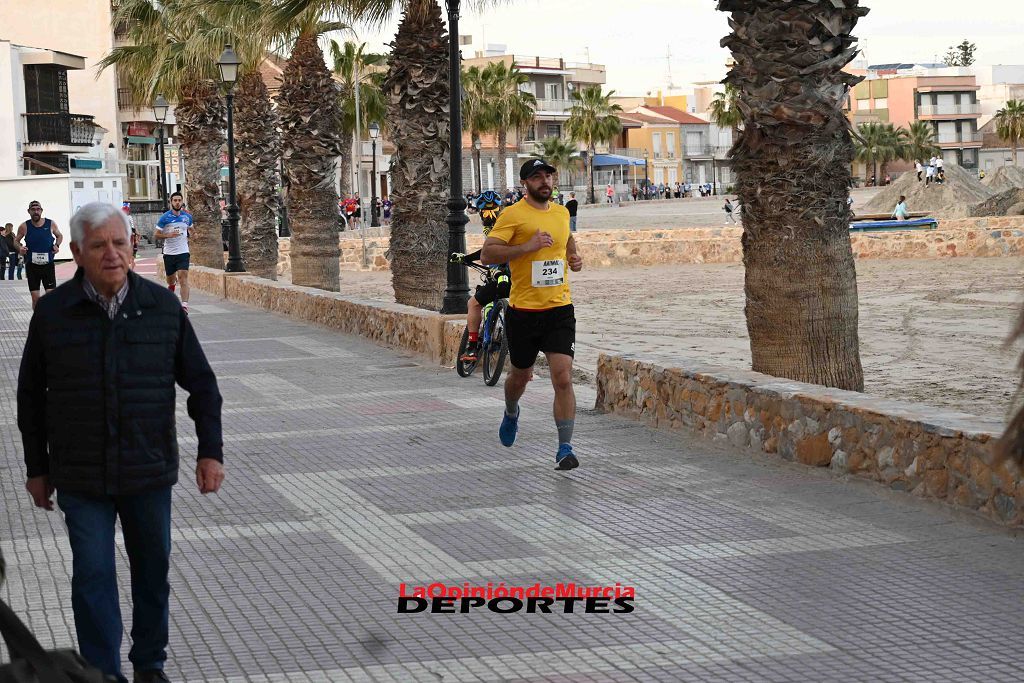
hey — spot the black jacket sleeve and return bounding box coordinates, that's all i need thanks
[175,309,224,462]
[464,249,483,263]
[17,313,48,478]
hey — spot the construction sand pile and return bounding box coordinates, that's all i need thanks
[970,188,1024,217]
[982,165,1024,193]
[861,164,995,217]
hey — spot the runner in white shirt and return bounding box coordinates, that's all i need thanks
[154,192,194,313]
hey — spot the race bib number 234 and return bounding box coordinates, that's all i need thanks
[532,259,564,287]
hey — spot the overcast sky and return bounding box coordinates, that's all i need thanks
[348,0,1023,95]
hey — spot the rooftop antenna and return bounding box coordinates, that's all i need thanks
[665,45,677,92]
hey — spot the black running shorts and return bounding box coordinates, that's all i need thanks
[25,262,56,291]
[505,304,575,370]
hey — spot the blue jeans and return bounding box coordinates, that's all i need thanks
[569,216,577,232]
[57,486,172,682]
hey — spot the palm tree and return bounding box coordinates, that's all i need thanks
[183,0,282,279]
[534,136,580,185]
[381,0,451,310]
[485,62,536,192]
[566,85,622,204]
[995,99,1024,166]
[100,0,225,269]
[462,65,492,193]
[331,40,388,198]
[854,122,903,185]
[708,84,743,138]
[721,0,867,392]
[904,121,940,166]
[267,3,347,291]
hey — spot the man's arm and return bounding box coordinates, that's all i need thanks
[18,314,53,508]
[50,222,62,251]
[15,223,27,253]
[175,310,224,493]
[480,232,551,265]
[567,235,583,272]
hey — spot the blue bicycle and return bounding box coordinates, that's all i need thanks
[455,260,509,386]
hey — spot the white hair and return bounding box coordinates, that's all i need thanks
[70,202,131,244]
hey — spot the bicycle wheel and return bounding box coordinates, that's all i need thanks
[455,326,479,377]
[483,300,509,386]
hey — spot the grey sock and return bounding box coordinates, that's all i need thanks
[556,419,574,445]
[505,399,519,418]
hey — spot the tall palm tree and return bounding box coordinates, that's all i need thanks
[904,120,940,165]
[267,2,347,291]
[331,40,388,198]
[721,0,868,392]
[100,0,225,269]
[709,83,743,138]
[534,136,579,185]
[565,85,622,204]
[485,62,535,192]
[381,0,451,310]
[183,0,282,279]
[877,123,908,180]
[462,65,492,193]
[995,99,1024,166]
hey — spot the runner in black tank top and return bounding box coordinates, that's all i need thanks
[16,200,63,309]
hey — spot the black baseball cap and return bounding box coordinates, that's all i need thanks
[519,158,557,180]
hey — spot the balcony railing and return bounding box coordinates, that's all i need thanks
[611,147,643,158]
[937,132,983,144]
[919,103,981,117]
[117,87,142,110]
[23,112,95,146]
[534,98,574,112]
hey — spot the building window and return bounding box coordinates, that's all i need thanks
[546,83,562,100]
[652,132,662,158]
[666,132,676,158]
[523,125,536,141]
[873,97,887,110]
[545,124,561,139]
[519,81,535,96]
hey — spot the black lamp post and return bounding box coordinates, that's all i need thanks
[152,93,169,208]
[643,149,650,200]
[218,44,245,273]
[440,0,469,314]
[473,138,482,194]
[369,122,381,227]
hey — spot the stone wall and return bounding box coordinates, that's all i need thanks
[274,216,1024,276]
[595,353,1021,527]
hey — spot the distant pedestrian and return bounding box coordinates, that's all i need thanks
[892,195,909,220]
[566,192,579,232]
[925,162,935,185]
[631,185,639,202]
[18,201,224,683]
[605,184,614,203]
[382,196,393,226]
[0,223,10,280]
[723,198,737,224]
[915,160,923,181]
[935,157,945,184]
[15,200,62,309]
[4,224,23,280]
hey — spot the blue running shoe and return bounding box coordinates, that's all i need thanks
[555,443,579,470]
[499,409,519,447]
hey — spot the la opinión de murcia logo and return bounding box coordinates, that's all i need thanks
[397,582,636,614]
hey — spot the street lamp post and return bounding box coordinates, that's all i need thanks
[218,44,245,273]
[152,93,169,208]
[643,149,650,200]
[369,122,381,228]
[441,0,469,314]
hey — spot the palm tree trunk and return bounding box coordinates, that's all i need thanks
[496,129,508,192]
[278,34,342,291]
[587,143,596,204]
[723,0,866,392]
[234,71,280,280]
[175,80,225,269]
[383,0,450,310]
[339,137,353,199]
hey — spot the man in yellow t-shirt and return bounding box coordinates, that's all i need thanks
[481,159,584,470]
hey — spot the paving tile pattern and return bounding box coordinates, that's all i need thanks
[1,273,1024,682]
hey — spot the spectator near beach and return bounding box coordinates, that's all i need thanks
[892,195,909,221]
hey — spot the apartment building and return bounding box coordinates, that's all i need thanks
[620,104,733,189]
[849,67,983,170]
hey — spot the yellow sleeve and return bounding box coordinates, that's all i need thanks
[487,207,518,245]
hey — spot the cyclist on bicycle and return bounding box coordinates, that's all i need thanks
[451,190,510,363]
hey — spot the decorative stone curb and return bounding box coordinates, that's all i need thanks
[594,353,1022,528]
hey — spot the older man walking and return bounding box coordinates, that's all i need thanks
[17,202,225,683]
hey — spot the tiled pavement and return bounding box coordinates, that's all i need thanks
[2,267,1024,682]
